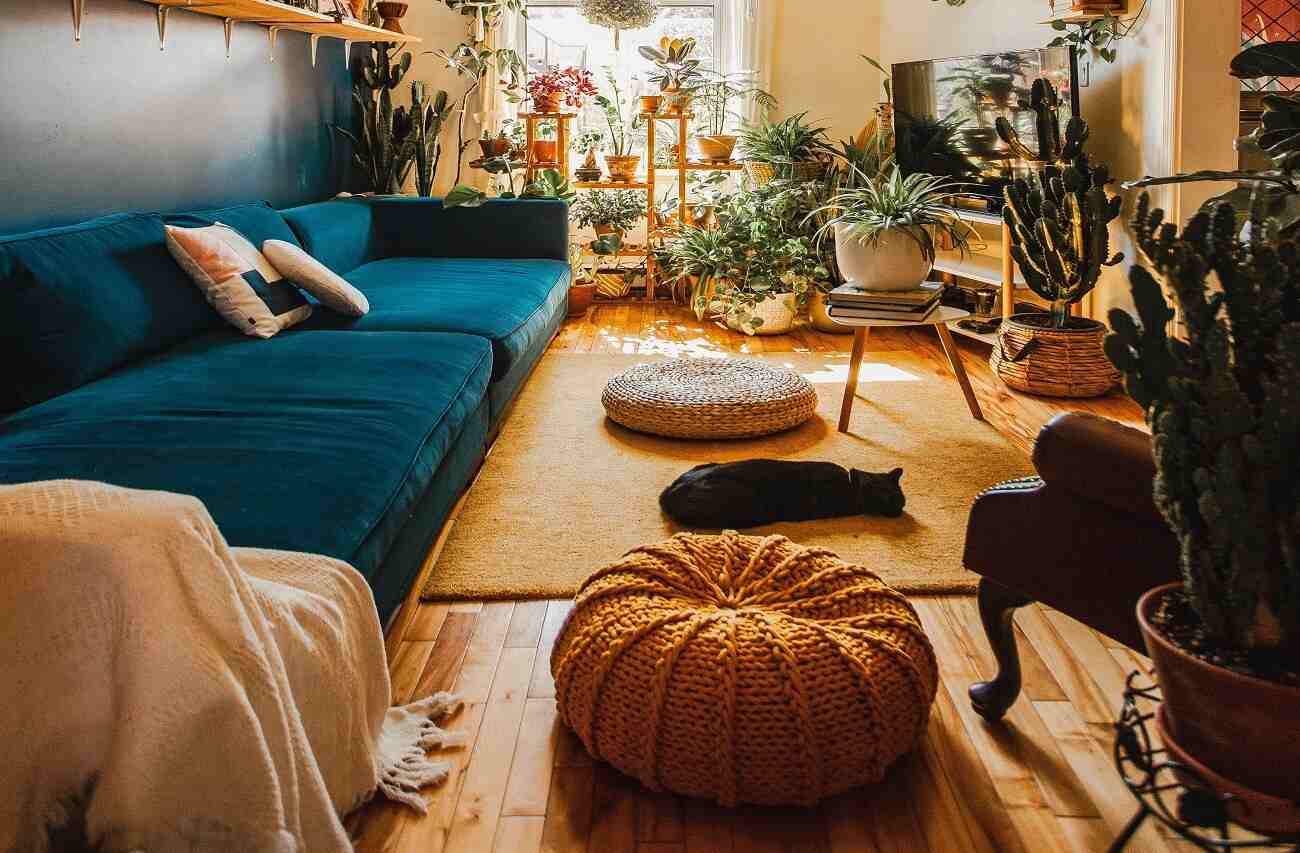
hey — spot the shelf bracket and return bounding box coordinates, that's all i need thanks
[223,17,234,59]
[267,26,280,63]
[71,0,85,42]
[310,33,321,67]
[343,40,352,69]
[156,5,169,50]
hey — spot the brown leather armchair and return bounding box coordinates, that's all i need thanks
[962,412,1179,720]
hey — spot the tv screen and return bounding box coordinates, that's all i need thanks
[891,46,1079,211]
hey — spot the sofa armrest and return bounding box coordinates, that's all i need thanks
[1032,412,1162,524]
[368,197,569,262]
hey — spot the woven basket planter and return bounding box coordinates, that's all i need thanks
[743,159,827,187]
[551,531,938,806]
[726,293,798,336]
[601,358,817,439]
[990,314,1119,398]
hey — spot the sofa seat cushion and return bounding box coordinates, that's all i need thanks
[0,329,492,614]
[301,257,570,381]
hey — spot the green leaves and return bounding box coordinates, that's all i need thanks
[444,184,489,208]
[521,169,577,202]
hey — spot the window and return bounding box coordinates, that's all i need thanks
[525,1,718,79]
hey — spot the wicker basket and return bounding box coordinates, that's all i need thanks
[727,293,797,336]
[990,314,1120,398]
[602,358,817,439]
[551,531,938,806]
[744,159,827,187]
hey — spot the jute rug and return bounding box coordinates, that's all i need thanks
[421,351,1031,600]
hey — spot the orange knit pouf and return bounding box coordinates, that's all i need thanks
[550,532,938,807]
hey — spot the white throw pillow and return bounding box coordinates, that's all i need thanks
[263,240,370,318]
[165,223,312,338]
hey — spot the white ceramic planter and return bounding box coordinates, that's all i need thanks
[835,223,933,292]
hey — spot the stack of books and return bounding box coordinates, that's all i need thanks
[826,282,943,322]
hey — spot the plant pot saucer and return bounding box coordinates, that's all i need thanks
[1155,705,1300,836]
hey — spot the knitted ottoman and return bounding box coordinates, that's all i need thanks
[550,532,938,807]
[601,359,818,439]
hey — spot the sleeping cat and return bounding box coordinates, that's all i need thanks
[659,459,905,530]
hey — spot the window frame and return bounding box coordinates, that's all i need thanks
[523,0,722,75]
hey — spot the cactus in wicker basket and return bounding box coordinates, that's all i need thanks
[999,89,1124,328]
[1104,193,1300,651]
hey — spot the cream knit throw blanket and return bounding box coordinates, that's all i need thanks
[0,480,463,853]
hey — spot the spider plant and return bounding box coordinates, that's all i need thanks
[736,112,832,169]
[810,166,974,265]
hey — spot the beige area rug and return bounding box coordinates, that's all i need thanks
[422,351,1031,600]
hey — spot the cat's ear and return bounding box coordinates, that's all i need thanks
[889,467,903,483]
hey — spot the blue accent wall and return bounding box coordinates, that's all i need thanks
[0,2,353,234]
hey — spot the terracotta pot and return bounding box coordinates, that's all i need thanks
[479,138,510,158]
[375,2,408,33]
[1138,583,1300,825]
[568,281,597,318]
[810,290,853,334]
[638,95,664,115]
[835,223,931,292]
[664,94,692,115]
[695,134,737,162]
[530,140,558,165]
[532,92,563,114]
[604,154,641,183]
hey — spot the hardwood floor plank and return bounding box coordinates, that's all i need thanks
[389,641,435,705]
[1016,605,1118,725]
[541,765,595,853]
[405,603,450,642]
[681,798,735,853]
[502,698,561,817]
[1014,622,1068,702]
[506,600,550,648]
[444,646,538,853]
[456,602,516,704]
[589,763,639,853]
[636,790,684,843]
[493,815,546,853]
[415,611,479,699]
[530,600,574,699]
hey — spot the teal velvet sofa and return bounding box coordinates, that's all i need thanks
[0,197,570,624]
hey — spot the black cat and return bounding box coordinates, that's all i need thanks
[659,459,905,529]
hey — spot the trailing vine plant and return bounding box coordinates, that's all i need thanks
[1047,0,1148,65]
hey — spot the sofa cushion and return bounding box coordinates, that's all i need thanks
[301,257,570,381]
[281,197,378,276]
[0,329,493,616]
[164,200,302,249]
[0,213,221,412]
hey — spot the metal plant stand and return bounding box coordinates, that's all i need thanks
[1111,671,1300,851]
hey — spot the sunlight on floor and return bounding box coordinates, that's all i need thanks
[773,361,923,384]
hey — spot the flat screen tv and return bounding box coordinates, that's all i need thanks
[891,46,1080,212]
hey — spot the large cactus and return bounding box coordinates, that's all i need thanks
[1001,115,1124,328]
[410,82,451,197]
[1104,193,1300,652]
[332,43,416,194]
[995,78,1086,164]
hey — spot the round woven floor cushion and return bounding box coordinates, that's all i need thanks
[601,359,818,439]
[550,532,938,806]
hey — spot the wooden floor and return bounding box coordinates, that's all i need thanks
[352,304,1175,853]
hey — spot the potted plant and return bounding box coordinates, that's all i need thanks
[991,84,1125,398]
[530,119,559,165]
[572,129,606,181]
[588,232,632,298]
[506,119,527,160]
[478,128,510,158]
[810,165,972,295]
[570,189,646,243]
[737,112,833,186]
[595,72,643,183]
[692,74,776,163]
[526,64,598,114]
[638,37,704,115]
[1104,193,1300,834]
[567,241,597,318]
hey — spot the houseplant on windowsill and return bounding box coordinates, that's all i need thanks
[992,79,1125,398]
[571,189,646,244]
[527,65,598,115]
[530,119,559,166]
[1104,192,1300,834]
[573,129,606,181]
[737,112,833,187]
[595,72,643,183]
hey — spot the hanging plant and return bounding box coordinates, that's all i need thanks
[579,0,658,48]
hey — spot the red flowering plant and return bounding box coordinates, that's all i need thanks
[526,65,599,111]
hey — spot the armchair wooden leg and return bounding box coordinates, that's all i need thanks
[969,577,1034,721]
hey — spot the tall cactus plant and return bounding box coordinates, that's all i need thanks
[332,43,417,195]
[998,82,1123,328]
[410,82,451,197]
[1104,194,1300,652]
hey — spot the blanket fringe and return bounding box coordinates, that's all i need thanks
[375,692,465,813]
